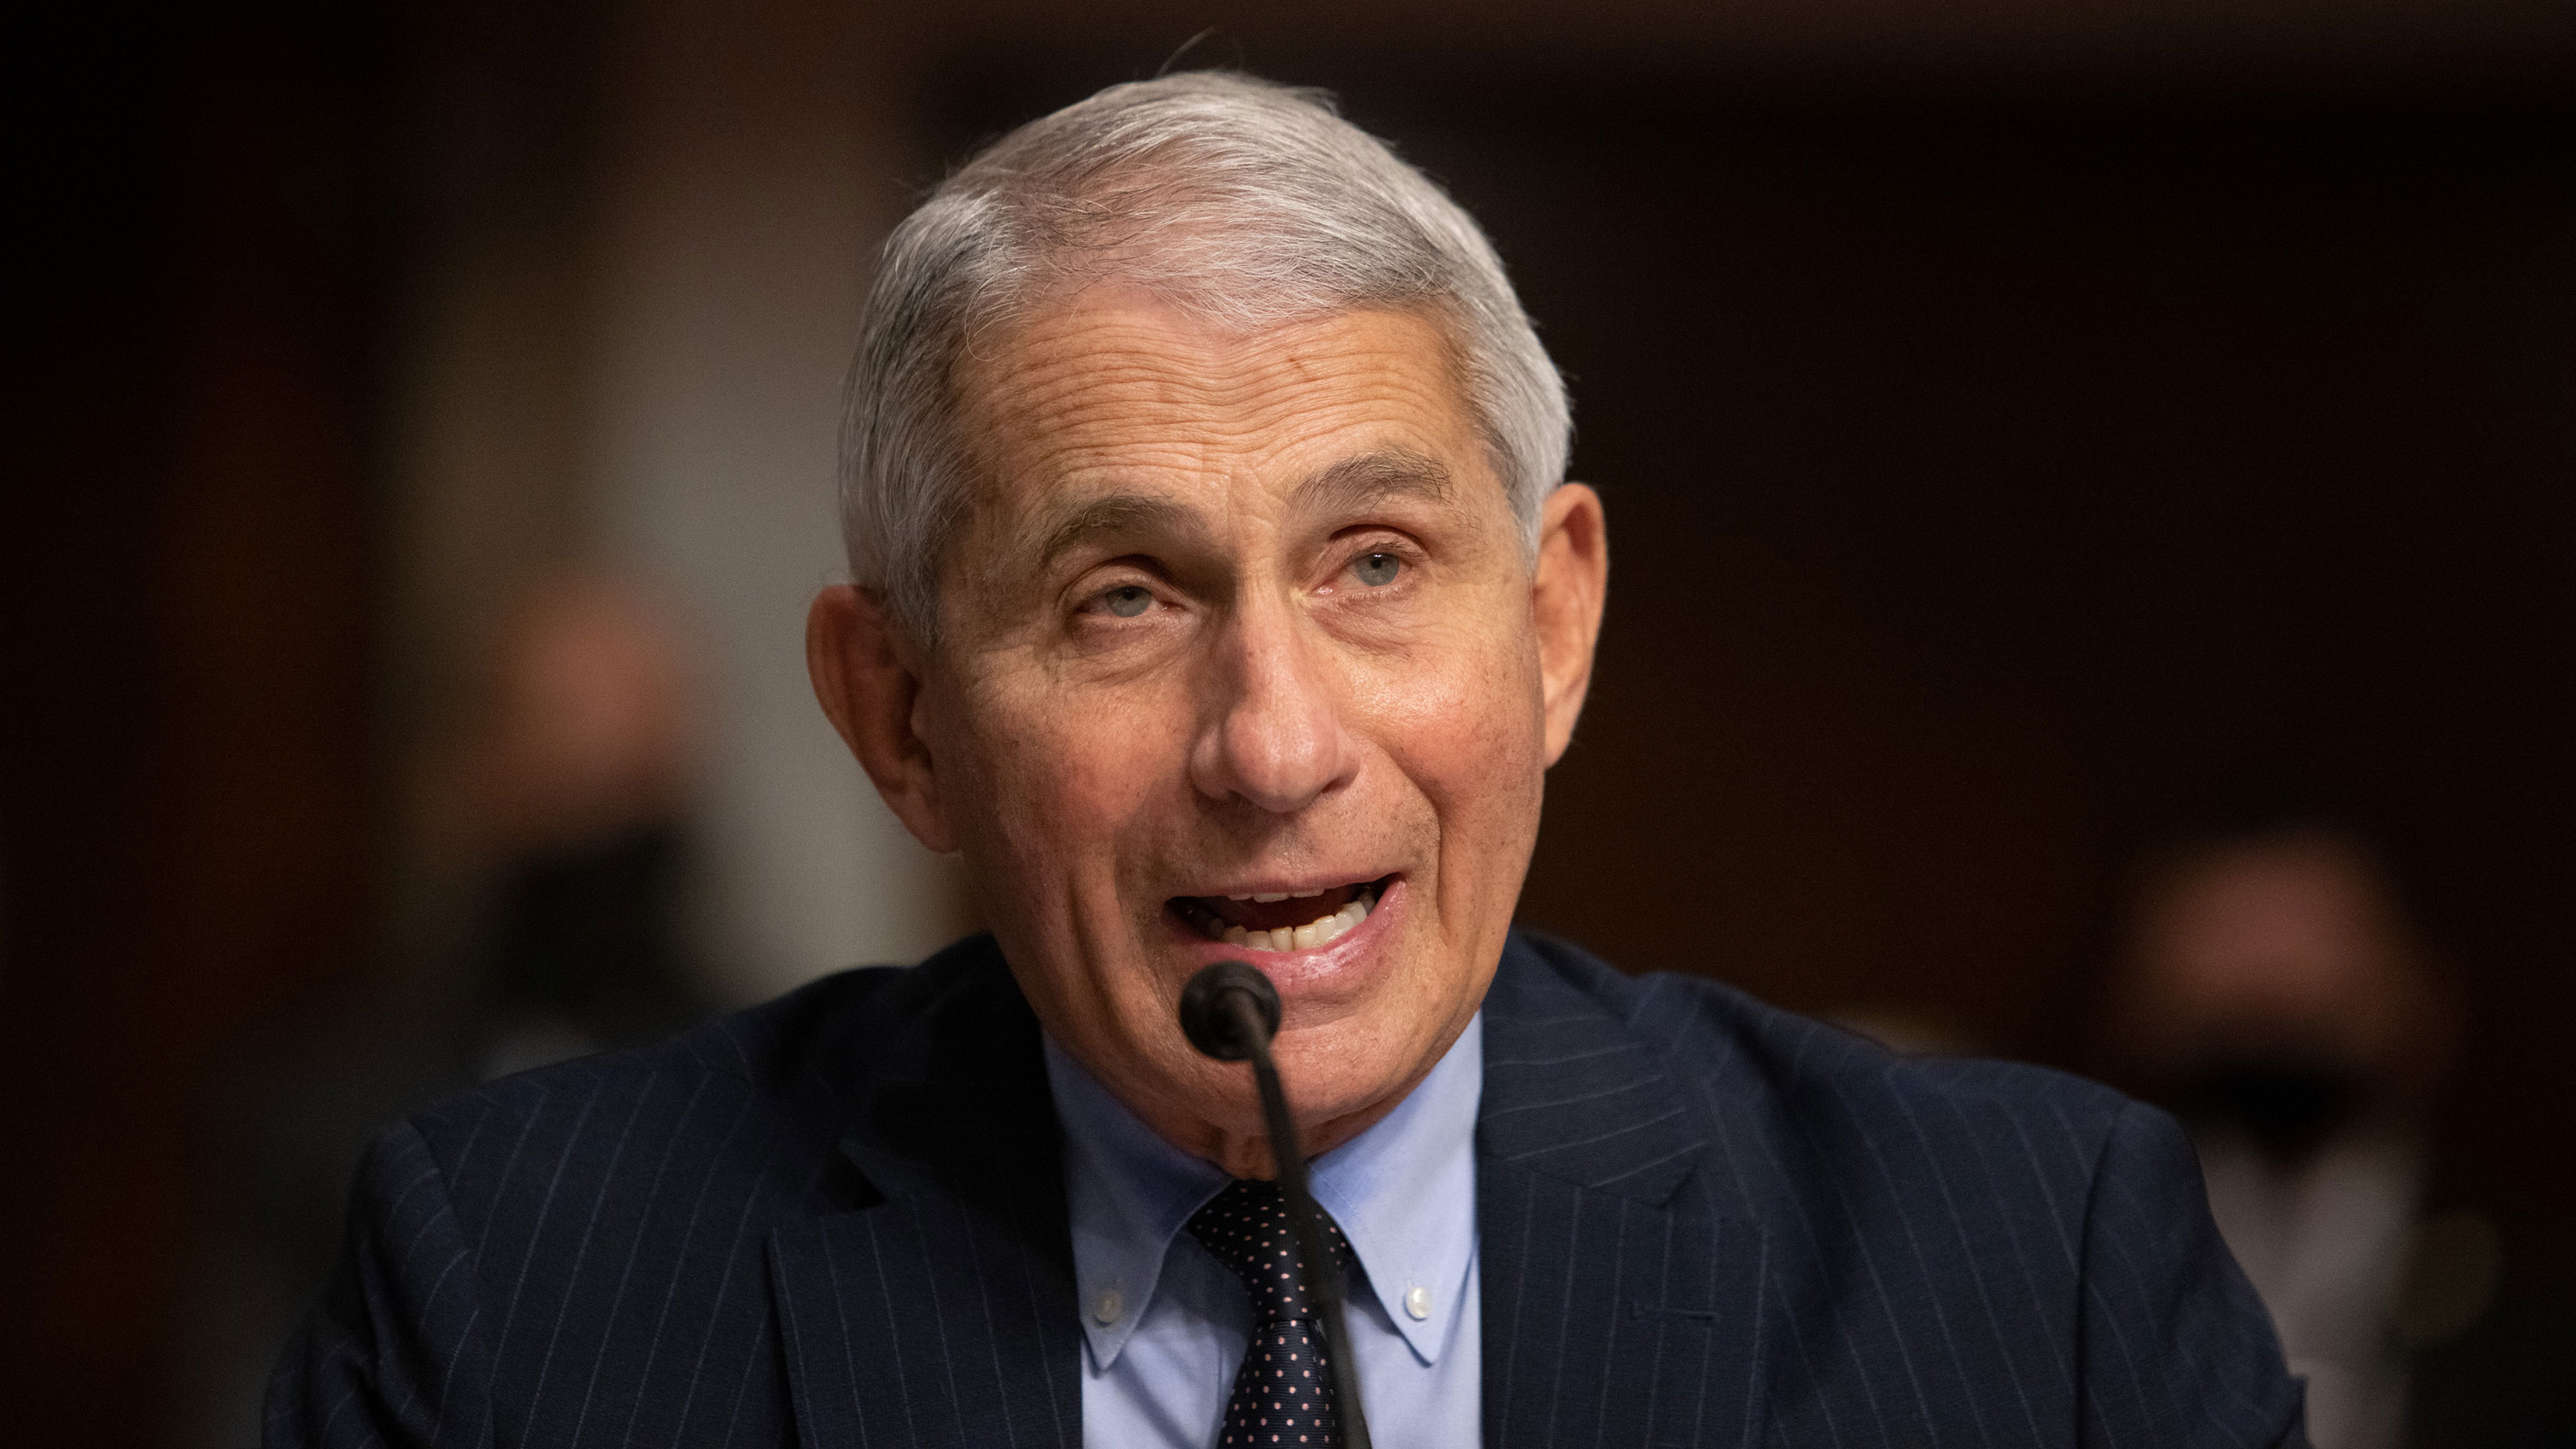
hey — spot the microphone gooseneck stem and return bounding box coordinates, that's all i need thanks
[1219,992,1375,1449]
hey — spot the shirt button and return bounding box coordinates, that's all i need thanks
[1404,1285,1431,1320]
[1093,1288,1123,1325]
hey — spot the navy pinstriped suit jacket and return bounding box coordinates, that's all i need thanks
[270,931,2309,1448]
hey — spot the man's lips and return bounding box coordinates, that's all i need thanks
[1161,876,1409,1003]
[1168,876,1393,952]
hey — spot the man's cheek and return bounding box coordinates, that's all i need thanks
[1378,664,1530,768]
[1352,633,1485,717]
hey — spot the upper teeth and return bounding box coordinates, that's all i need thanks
[1230,888,1325,902]
[1191,885,1378,953]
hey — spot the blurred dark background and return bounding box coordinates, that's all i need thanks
[5,1,2572,1446]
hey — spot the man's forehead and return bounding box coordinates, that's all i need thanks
[967,297,1457,430]
[951,299,1488,544]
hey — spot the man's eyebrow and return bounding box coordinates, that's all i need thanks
[1030,492,1205,569]
[1027,449,1451,568]
[1291,447,1454,516]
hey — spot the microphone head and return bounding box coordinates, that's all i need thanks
[1179,960,1281,1062]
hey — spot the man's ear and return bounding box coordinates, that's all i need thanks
[806,585,959,853]
[1532,482,1608,767]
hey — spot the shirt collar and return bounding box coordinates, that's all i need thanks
[1045,1012,1484,1371]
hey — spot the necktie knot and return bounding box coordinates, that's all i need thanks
[1187,1177,1354,1322]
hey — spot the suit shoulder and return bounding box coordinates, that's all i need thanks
[400,967,872,1152]
[1513,930,2131,1161]
[397,935,1005,1216]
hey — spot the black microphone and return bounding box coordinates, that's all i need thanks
[1178,961,1374,1449]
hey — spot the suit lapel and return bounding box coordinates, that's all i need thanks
[767,942,1082,1449]
[1479,935,1771,1448]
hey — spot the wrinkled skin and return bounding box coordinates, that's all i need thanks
[809,295,1607,1176]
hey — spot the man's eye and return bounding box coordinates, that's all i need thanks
[1352,552,1402,588]
[1099,585,1153,618]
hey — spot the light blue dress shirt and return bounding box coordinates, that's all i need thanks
[1043,1014,1484,1448]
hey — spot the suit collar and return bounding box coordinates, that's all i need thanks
[805,930,1710,1207]
[823,935,1058,1195]
[1478,931,1707,1203]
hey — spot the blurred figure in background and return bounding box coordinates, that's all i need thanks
[172,572,715,1447]
[2106,798,2463,1449]
[428,572,712,1078]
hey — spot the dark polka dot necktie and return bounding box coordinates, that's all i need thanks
[1187,1178,1357,1448]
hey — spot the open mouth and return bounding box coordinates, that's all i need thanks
[1168,876,1392,954]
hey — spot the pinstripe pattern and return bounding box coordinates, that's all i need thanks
[1481,934,2306,1449]
[269,931,2305,1448]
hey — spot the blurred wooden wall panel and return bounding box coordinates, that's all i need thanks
[0,13,395,1444]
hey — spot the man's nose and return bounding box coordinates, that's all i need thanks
[1188,600,1358,815]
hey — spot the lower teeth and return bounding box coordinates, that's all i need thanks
[1193,886,1377,952]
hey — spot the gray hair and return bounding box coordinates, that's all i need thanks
[839,71,1572,641]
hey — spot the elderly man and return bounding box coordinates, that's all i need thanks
[271,75,2306,1448]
